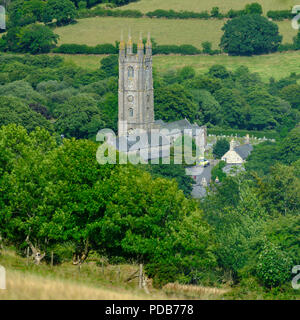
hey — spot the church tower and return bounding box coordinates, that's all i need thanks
[118,32,155,136]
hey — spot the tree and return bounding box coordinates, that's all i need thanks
[155,84,196,122]
[208,65,230,79]
[293,31,300,50]
[214,88,246,128]
[145,163,195,197]
[245,3,263,15]
[220,15,282,56]
[256,241,292,288]
[17,24,59,54]
[54,94,105,139]
[99,55,119,77]
[192,89,222,125]
[213,139,229,159]
[279,84,300,110]
[43,0,76,25]
[0,96,53,132]
[280,126,300,164]
[245,141,280,176]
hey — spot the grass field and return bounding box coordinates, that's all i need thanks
[54,17,298,50]
[118,0,297,13]
[57,50,300,81]
[0,249,227,300]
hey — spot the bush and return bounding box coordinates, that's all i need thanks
[53,43,118,54]
[220,15,282,56]
[245,3,263,15]
[267,10,294,21]
[256,242,293,288]
[146,9,210,20]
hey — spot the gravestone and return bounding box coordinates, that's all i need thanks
[0,265,6,290]
[0,6,5,30]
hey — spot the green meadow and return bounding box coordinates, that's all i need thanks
[56,51,300,82]
[117,0,297,14]
[54,17,298,50]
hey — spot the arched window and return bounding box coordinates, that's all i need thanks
[128,66,134,78]
[129,108,134,117]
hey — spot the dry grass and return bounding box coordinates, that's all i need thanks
[117,0,296,13]
[0,269,151,300]
[163,283,229,299]
[0,249,228,300]
[54,17,297,50]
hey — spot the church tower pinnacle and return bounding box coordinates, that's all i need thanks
[118,31,154,136]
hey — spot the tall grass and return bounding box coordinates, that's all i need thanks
[0,249,228,300]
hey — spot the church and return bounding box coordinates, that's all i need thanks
[112,32,207,161]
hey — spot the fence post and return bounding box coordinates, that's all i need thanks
[26,246,30,266]
[139,264,143,289]
[51,251,54,268]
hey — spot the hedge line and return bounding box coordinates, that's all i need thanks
[267,10,295,21]
[208,128,279,139]
[53,43,207,55]
[53,43,118,54]
[77,7,297,21]
[77,8,143,18]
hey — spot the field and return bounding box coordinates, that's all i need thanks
[0,249,227,300]
[54,17,298,50]
[56,50,300,81]
[118,0,297,13]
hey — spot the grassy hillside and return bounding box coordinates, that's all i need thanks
[117,0,297,13]
[54,17,297,50]
[0,249,227,300]
[56,51,300,81]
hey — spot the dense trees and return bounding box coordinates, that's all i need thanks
[0,124,215,284]
[220,15,282,55]
[213,138,230,159]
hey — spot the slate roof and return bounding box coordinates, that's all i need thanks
[112,132,170,153]
[234,144,253,160]
[157,118,202,136]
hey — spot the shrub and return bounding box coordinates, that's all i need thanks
[53,43,118,54]
[256,242,293,288]
[267,10,294,21]
[245,3,263,15]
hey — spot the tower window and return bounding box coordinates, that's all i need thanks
[147,95,150,103]
[128,66,134,78]
[129,108,134,117]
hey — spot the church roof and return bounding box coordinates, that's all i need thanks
[157,118,202,136]
[113,132,170,153]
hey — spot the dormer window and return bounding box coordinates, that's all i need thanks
[128,66,134,78]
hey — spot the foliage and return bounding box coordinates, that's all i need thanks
[220,15,282,56]
[17,24,59,54]
[256,242,293,288]
[43,0,77,25]
[213,139,230,159]
[154,84,196,122]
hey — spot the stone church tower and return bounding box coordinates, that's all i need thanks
[118,32,155,136]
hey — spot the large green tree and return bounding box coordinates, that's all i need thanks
[220,14,282,56]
